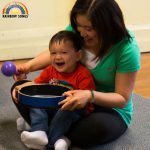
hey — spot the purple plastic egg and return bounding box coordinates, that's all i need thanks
[1,61,16,76]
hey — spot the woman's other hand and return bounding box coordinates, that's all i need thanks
[59,90,91,111]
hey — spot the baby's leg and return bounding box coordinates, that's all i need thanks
[21,109,49,149]
[48,109,81,149]
[30,108,49,132]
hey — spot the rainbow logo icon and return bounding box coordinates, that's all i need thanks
[2,1,28,18]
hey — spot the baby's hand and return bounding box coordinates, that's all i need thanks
[13,73,27,81]
[12,85,21,103]
[13,62,30,81]
[12,82,34,103]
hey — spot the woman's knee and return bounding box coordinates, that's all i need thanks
[67,113,102,147]
[67,112,127,147]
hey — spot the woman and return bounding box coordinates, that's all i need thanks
[12,0,140,149]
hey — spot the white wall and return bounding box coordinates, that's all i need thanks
[0,0,75,60]
[0,0,149,61]
[116,0,150,52]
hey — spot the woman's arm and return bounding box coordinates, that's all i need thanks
[93,72,137,108]
[14,49,51,80]
[60,71,138,110]
[22,49,50,73]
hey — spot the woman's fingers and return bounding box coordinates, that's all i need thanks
[60,97,81,111]
[70,103,79,111]
[58,97,70,105]
[60,90,90,111]
[59,97,74,110]
[63,90,77,97]
[59,96,73,108]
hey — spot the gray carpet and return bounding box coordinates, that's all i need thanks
[0,72,150,150]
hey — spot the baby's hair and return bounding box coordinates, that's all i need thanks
[49,30,82,51]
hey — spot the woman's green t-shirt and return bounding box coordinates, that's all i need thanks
[66,25,141,126]
[90,32,140,126]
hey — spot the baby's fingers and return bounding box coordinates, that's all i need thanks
[12,89,19,103]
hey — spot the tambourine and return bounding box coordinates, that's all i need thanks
[18,84,70,109]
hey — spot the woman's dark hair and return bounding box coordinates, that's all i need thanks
[70,0,131,58]
[49,30,82,51]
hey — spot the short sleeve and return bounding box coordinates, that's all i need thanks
[116,39,141,73]
[65,25,75,32]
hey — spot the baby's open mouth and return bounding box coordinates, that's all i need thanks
[56,62,65,66]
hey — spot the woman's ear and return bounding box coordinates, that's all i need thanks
[76,50,83,61]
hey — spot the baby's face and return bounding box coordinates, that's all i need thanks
[50,41,81,73]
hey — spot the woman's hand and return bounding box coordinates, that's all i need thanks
[58,90,91,111]
[13,50,51,81]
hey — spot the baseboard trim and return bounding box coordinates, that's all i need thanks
[128,24,150,52]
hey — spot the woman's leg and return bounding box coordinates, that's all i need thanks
[11,80,31,124]
[67,107,127,148]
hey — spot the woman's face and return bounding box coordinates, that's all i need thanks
[76,14,99,50]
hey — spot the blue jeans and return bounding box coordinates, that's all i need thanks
[30,108,49,132]
[30,108,85,148]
